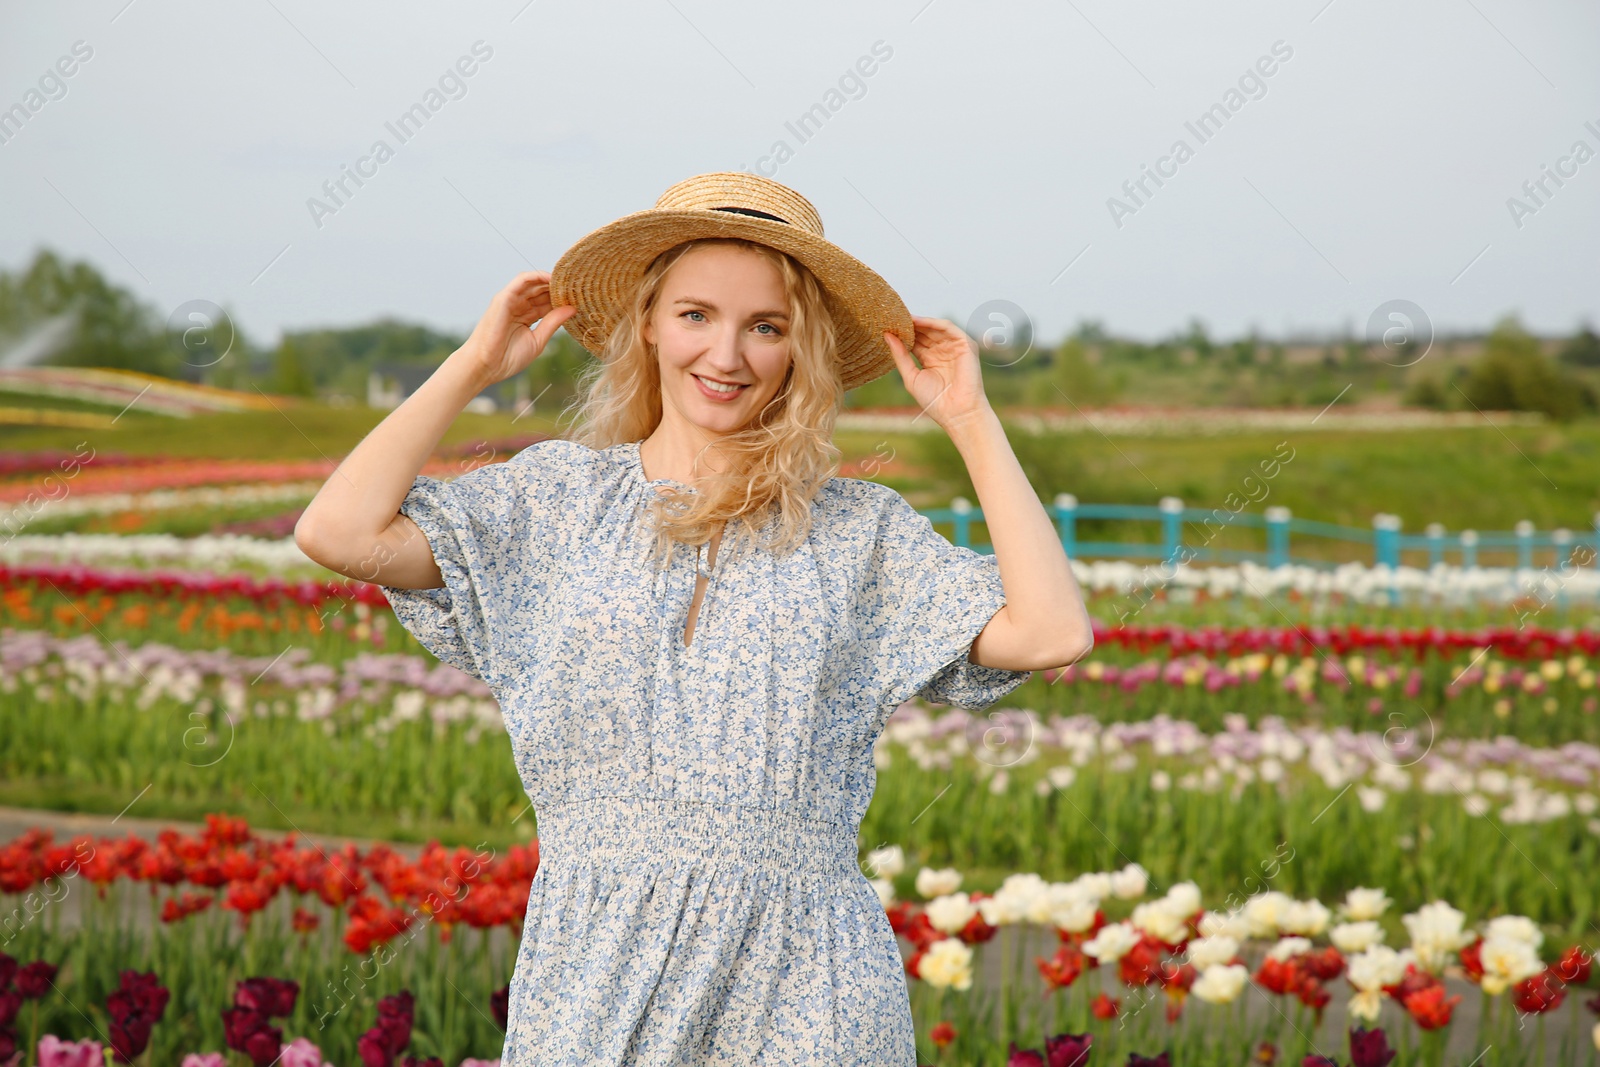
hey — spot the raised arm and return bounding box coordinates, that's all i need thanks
[294,271,576,589]
[882,316,1094,673]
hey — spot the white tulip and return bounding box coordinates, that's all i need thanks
[1186,935,1240,970]
[1281,899,1332,937]
[1402,900,1473,972]
[1347,945,1407,992]
[1348,987,1384,1022]
[865,845,904,879]
[1243,891,1292,937]
[1084,921,1141,963]
[919,937,974,991]
[1342,887,1391,921]
[1478,935,1545,995]
[915,867,962,899]
[924,892,978,934]
[1481,915,1543,950]
[1191,963,1250,1004]
[1164,880,1203,917]
[1330,921,1385,954]
[1266,937,1313,962]
[1111,863,1149,900]
[1131,900,1189,946]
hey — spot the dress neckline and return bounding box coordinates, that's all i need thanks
[624,440,699,493]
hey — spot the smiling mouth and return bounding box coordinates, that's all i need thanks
[693,374,749,395]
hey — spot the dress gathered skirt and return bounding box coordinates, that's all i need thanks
[379,438,1031,1066]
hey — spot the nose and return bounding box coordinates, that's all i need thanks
[702,324,748,375]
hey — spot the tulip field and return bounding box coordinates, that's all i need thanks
[2,435,1599,1066]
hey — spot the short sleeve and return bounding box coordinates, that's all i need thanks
[855,485,1032,711]
[376,439,573,690]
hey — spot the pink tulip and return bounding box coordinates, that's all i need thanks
[180,1055,226,1067]
[278,1037,330,1067]
[36,1035,105,1067]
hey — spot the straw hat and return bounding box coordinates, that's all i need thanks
[549,172,915,392]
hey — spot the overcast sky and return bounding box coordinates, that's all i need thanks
[2,0,1597,353]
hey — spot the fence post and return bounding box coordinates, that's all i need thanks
[1159,496,1184,566]
[1515,520,1534,570]
[1461,529,1478,569]
[1554,527,1573,612]
[951,496,972,550]
[1373,513,1401,605]
[1265,506,1290,567]
[1425,522,1445,567]
[1372,513,1398,568]
[1055,493,1078,559]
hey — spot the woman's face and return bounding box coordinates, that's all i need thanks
[642,243,793,437]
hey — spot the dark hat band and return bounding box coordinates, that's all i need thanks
[713,205,789,225]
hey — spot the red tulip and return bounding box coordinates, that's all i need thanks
[1006,1041,1045,1067]
[1458,937,1484,982]
[1554,945,1592,985]
[234,977,299,1018]
[1512,968,1566,1015]
[1402,985,1461,1031]
[1037,944,1086,991]
[15,960,59,999]
[1255,957,1299,996]
[1118,934,1167,987]
[105,970,169,1064]
[1348,1026,1396,1067]
[1126,1053,1170,1067]
[1044,1031,1092,1067]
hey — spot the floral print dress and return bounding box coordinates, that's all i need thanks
[378,437,1030,1066]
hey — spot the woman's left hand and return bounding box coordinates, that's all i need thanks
[883,316,993,433]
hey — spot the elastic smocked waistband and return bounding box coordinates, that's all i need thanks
[532,794,862,878]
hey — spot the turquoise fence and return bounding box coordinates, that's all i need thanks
[922,495,1600,571]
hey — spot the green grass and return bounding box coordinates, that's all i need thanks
[908,421,1600,566]
[3,402,1597,561]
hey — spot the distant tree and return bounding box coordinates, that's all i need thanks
[0,248,177,375]
[1032,337,1115,407]
[1460,315,1597,420]
[1072,319,1109,346]
[1558,323,1600,367]
[271,337,316,397]
[1404,374,1448,409]
[1183,318,1213,361]
[1231,335,1258,367]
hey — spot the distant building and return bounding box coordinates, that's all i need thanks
[367,361,527,414]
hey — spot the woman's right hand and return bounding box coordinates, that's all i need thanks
[461,271,579,387]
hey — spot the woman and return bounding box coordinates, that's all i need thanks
[295,172,1094,1067]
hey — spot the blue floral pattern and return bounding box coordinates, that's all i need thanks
[379,437,1030,1066]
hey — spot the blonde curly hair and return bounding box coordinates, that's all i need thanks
[560,238,849,571]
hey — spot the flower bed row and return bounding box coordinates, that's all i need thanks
[6,625,1598,921]
[2,816,1595,1066]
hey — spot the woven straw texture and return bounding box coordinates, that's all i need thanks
[550,172,915,392]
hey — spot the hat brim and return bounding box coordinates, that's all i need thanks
[548,208,914,393]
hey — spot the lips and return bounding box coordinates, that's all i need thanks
[692,374,749,400]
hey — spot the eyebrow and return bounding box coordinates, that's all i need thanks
[671,297,790,321]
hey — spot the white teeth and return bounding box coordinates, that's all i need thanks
[695,375,743,394]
